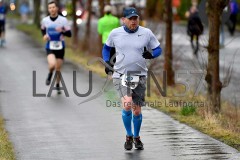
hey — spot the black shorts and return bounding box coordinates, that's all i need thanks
[46,48,65,60]
[0,21,5,33]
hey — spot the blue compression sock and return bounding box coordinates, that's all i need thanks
[133,114,142,138]
[122,109,133,136]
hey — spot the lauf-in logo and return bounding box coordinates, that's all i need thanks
[126,76,133,81]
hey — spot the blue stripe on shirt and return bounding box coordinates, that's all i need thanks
[152,46,162,58]
[102,44,112,61]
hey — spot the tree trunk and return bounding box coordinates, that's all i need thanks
[55,0,60,6]
[145,0,158,19]
[99,0,104,18]
[45,0,48,16]
[164,0,174,86]
[55,0,61,12]
[72,0,78,48]
[205,0,228,113]
[98,0,105,55]
[83,0,92,51]
[33,0,41,28]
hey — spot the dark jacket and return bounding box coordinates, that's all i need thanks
[187,12,204,36]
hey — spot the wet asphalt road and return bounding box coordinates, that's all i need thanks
[0,27,240,160]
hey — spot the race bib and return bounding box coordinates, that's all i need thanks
[0,14,5,20]
[121,74,140,89]
[49,41,63,50]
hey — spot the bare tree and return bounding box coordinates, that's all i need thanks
[55,0,60,5]
[33,0,41,27]
[145,0,158,19]
[99,0,104,18]
[45,0,48,15]
[164,0,175,86]
[83,0,92,51]
[98,0,105,55]
[205,0,229,113]
[54,0,61,13]
[72,0,78,48]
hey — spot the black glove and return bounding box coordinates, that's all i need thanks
[105,61,114,75]
[142,47,154,59]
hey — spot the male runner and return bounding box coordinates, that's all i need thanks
[102,7,162,150]
[41,1,71,93]
[0,0,7,47]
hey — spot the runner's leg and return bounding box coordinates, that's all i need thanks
[122,95,133,136]
[46,54,56,85]
[122,95,134,150]
[132,106,142,138]
[55,58,63,84]
[47,54,56,72]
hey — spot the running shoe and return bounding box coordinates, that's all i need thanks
[134,137,144,150]
[56,83,61,94]
[124,135,133,150]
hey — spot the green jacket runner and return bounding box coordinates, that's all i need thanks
[98,14,119,44]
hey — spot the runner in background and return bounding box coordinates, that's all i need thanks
[41,1,71,94]
[0,0,8,47]
[98,5,119,66]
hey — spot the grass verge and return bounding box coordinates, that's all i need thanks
[0,116,15,160]
[16,23,240,151]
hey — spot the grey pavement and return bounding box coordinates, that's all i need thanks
[0,25,240,159]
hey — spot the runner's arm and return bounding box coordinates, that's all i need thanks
[41,28,46,36]
[146,29,161,58]
[62,18,72,37]
[102,44,114,74]
[152,46,162,58]
[102,44,111,62]
[62,30,72,37]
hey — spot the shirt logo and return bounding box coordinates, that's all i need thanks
[138,34,143,37]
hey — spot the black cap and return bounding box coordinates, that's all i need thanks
[123,7,139,18]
